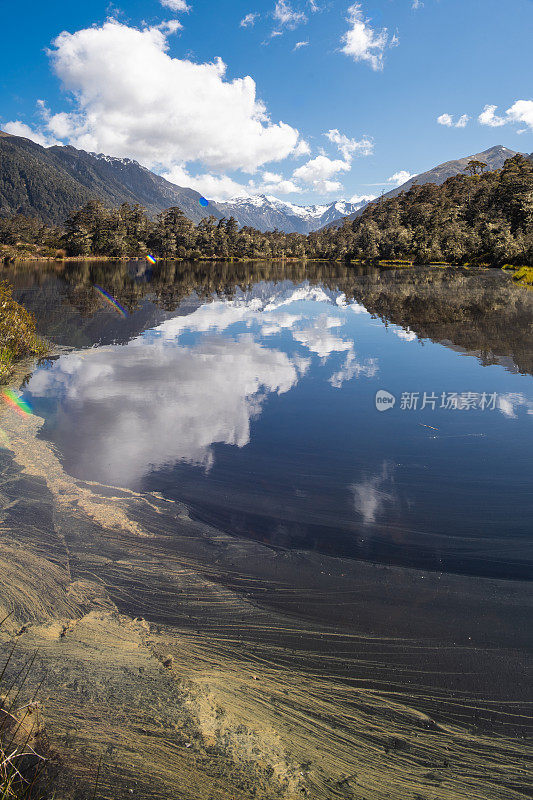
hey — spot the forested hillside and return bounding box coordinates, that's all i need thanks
[1,155,532,265]
[0,133,224,223]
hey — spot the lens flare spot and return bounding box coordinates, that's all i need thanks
[94,285,128,317]
[199,197,209,208]
[1,389,33,417]
[146,254,157,265]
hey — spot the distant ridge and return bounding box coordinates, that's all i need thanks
[327,145,522,228]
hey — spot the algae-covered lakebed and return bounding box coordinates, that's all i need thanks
[0,260,532,800]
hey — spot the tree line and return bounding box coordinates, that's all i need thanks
[1,155,532,265]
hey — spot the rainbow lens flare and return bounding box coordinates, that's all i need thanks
[199,197,209,208]
[1,389,33,417]
[146,254,157,265]
[94,285,128,317]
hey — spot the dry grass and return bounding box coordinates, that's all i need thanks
[0,621,49,800]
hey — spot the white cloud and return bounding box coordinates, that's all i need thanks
[309,0,321,10]
[294,40,309,50]
[2,120,60,147]
[273,0,307,29]
[292,315,353,358]
[393,326,417,341]
[329,352,378,388]
[26,283,378,485]
[497,393,533,419]
[350,463,397,525]
[325,129,373,159]
[437,112,469,128]
[478,104,507,127]
[240,12,259,27]
[159,19,184,34]
[162,165,253,200]
[259,171,302,194]
[341,3,395,71]
[387,170,413,186]
[412,0,423,8]
[262,170,282,183]
[160,0,190,11]
[479,101,533,130]
[506,100,533,129]
[263,178,302,194]
[314,179,344,193]
[293,154,351,184]
[38,20,305,174]
[349,193,376,204]
[293,139,311,157]
[28,335,298,485]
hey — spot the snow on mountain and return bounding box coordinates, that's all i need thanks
[214,194,368,234]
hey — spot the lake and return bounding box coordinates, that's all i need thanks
[10,260,533,579]
[1,259,532,800]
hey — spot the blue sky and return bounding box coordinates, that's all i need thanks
[1,0,532,204]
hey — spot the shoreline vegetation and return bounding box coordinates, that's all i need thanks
[0,282,47,383]
[1,155,532,267]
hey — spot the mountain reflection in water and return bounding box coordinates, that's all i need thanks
[9,260,533,580]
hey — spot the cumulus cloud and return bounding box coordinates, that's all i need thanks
[293,155,352,185]
[273,0,307,29]
[291,130,372,193]
[160,0,190,10]
[341,3,396,71]
[161,165,253,200]
[28,335,298,486]
[478,104,507,127]
[292,315,353,358]
[2,120,60,147]
[437,112,469,128]
[325,129,373,159]
[240,12,259,27]
[479,101,533,130]
[504,100,533,129]
[349,193,376,204]
[387,170,413,186]
[161,164,307,200]
[33,20,305,174]
[261,171,302,193]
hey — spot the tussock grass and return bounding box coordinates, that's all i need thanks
[0,283,47,383]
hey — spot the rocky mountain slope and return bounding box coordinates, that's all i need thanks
[0,132,225,224]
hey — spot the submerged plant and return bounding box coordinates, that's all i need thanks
[0,610,54,799]
[0,284,47,384]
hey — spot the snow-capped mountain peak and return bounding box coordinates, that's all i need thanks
[215,194,368,233]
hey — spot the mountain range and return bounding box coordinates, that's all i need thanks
[0,132,527,234]
[215,196,367,234]
[327,145,520,227]
[0,131,225,225]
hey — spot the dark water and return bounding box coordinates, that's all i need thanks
[7,260,533,580]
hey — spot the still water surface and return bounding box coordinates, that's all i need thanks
[9,261,533,580]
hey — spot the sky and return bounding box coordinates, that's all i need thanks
[1,0,532,205]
